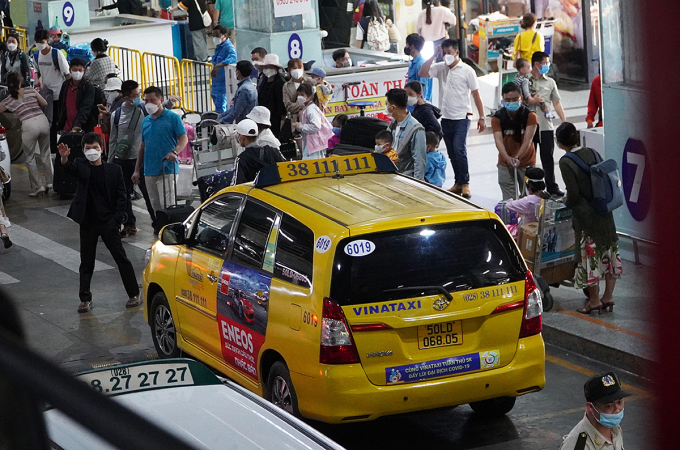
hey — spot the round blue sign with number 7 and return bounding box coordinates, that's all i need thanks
[63,2,75,27]
[621,138,651,222]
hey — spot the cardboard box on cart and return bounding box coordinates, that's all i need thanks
[519,222,539,262]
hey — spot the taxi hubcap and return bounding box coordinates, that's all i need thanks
[154,305,176,355]
[272,377,293,414]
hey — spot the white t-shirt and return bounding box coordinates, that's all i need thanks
[429,60,479,120]
[36,49,69,99]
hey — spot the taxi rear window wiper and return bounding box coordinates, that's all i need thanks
[383,285,453,301]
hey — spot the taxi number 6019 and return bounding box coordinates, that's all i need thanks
[344,240,375,257]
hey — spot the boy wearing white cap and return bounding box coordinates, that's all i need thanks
[231,118,286,185]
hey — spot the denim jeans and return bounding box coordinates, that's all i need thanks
[442,118,471,185]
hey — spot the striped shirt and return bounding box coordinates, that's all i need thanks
[1,87,44,121]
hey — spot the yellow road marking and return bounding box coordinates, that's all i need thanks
[546,354,650,398]
[12,164,26,171]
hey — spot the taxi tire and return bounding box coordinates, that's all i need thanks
[469,396,516,418]
[150,292,181,359]
[267,361,300,418]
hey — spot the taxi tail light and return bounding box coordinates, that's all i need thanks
[519,271,543,339]
[320,297,360,364]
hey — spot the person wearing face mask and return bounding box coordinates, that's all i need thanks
[528,51,567,197]
[292,83,333,160]
[58,132,141,313]
[102,76,124,113]
[220,60,256,124]
[282,58,312,139]
[0,72,52,196]
[492,83,538,200]
[33,29,71,154]
[560,371,630,450]
[1,34,31,86]
[405,80,441,137]
[419,38,486,199]
[385,88,426,180]
[210,25,237,113]
[131,86,188,234]
[332,49,352,69]
[230,119,286,185]
[253,54,286,139]
[307,68,333,109]
[108,80,155,237]
[404,34,432,106]
[57,58,97,134]
[84,38,120,90]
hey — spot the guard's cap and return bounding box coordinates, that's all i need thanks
[584,372,632,404]
[235,119,259,137]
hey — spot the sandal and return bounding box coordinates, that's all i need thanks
[126,296,142,308]
[601,301,615,312]
[0,233,11,249]
[78,301,93,313]
[576,303,602,315]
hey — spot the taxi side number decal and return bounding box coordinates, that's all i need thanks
[315,235,331,253]
[303,311,318,327]
[344,240,375,257]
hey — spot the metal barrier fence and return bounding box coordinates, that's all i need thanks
[108,46,145,87]
[142,52,182,105]
[179,59,213,113]
[2,26,28,51]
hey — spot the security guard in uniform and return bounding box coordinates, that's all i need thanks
[560,371,631,450]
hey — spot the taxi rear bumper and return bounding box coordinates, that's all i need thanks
[293,334,545,423]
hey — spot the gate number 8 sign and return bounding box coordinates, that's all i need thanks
[288,33,303,59]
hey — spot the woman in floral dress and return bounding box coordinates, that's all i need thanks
[556,122,623,314]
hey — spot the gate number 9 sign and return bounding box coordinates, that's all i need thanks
[63,2,75,27]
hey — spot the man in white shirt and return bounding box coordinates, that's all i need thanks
[33,29,70,153]
[419,39,486,199]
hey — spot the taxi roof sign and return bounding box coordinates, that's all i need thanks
[254,153,397,188]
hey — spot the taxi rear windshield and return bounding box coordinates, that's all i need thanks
[330,221,525,306]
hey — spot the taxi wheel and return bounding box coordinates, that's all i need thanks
[150,292,180,359]
[469,396,516,418]
[267,361,300,417]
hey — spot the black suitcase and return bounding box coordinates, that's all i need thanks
[328,143,372,156]
[279,141,298,160]
[196,169,233,203]
[155,162,195,233]
[53,130,85,199]
[340,117,389,149]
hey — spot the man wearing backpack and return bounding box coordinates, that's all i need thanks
[492,83,538,200]
[34,29,71,153]
[108,80,152,237]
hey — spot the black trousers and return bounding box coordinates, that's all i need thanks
[113,158,138,227]
[534,129,559,192]
[138,161,156,224]
[50,100,61,154]
[79,220,139,303]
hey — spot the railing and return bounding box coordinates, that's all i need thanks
[2,26,28,52]
[179,59,214,114]
[616,232,656,266]
[108,46,145,87]
[142,52,182,105]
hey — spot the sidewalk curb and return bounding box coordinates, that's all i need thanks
[542,324,656,379]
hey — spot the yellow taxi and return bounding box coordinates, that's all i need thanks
[142,153,545,423]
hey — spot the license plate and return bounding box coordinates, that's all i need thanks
[418,321,463,349]
[77,363,194,395]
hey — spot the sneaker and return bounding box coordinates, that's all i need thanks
[126,295,142,308]
[78,301,93,313]
[448,183,463,195]
[1,233,11,249]
[545,111,557,120]
[461,184,472,199]
[548,188,565,197]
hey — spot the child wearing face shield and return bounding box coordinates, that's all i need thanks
[293,84,333,160]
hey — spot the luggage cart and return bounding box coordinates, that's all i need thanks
[519,199,577,312]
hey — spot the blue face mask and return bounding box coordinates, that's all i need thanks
[539,64,550,75]
[332,127,341,136]
[593,405,624,428]
[132,97,142,106]
[504,101,521,112]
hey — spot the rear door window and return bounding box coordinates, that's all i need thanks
[330,221,525,306]
[232,200,278,270]
[274,214,314,288]
[193,195,243,256]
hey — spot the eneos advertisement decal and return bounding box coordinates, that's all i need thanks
[217,261,271,382]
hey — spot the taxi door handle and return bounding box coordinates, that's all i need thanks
[207,274,218,282]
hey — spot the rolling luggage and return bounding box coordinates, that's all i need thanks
[328,143,371,156]
[340,117,389,149]
[495,201,518,225]
[196,169,234,202]
[154,161,195,233]
[53,130,84,199]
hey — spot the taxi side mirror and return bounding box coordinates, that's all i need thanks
[160,223,185,246]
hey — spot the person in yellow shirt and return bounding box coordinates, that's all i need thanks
[513,13,545,62]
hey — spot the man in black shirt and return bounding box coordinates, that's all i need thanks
[58,132,140,313]
[97,0,144,15]
[231,119,286,185]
